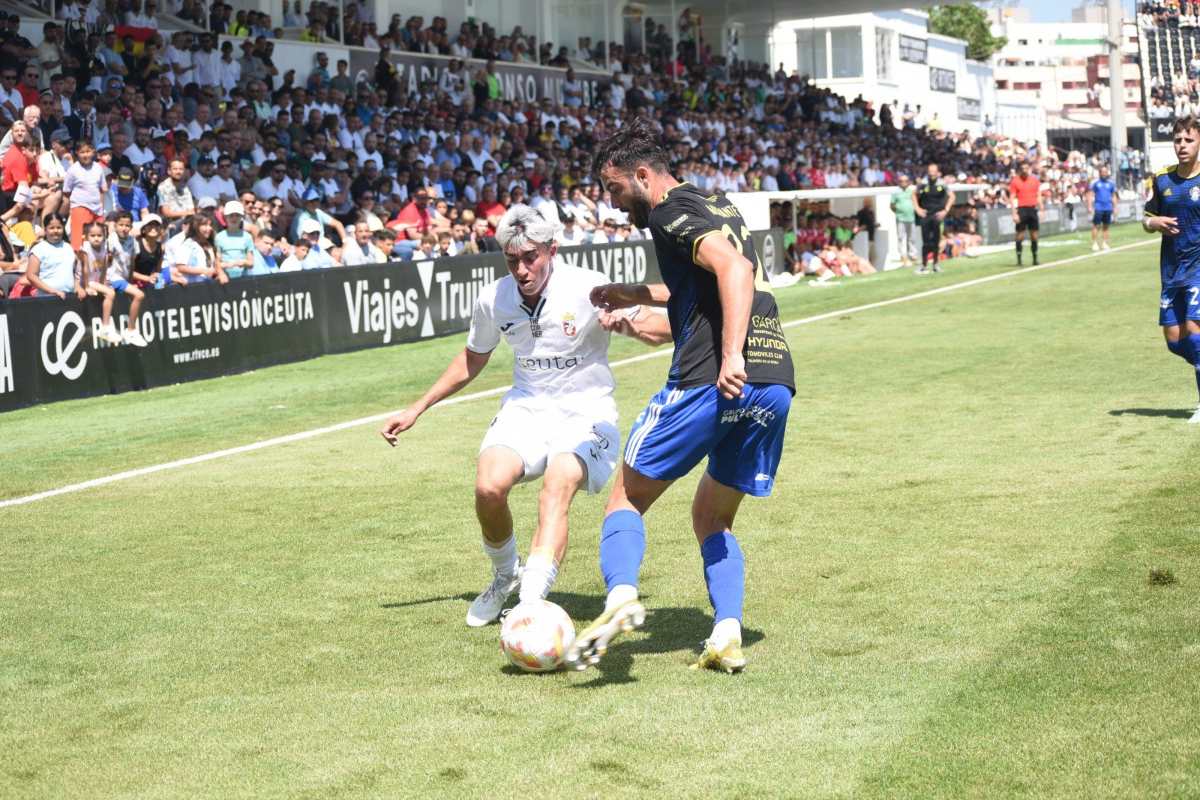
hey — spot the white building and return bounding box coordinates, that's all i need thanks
[989,16,1145,149]
[767,9,1000,136]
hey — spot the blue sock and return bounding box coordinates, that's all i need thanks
[1187,334,1200,398]
[1167,338,1191,363]
[600,510,645,592]
[700,531,744,624]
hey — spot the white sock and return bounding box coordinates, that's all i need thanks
[482,535,519,579]
[711,618,742,647]
[518,551,558,602]
[605,583,639,612]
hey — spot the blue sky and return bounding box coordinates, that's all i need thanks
[1017,0,1136,23]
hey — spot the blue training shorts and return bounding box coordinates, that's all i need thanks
[1092,210,1112,226]
[110,279,129,292]
[623,382,791,497]
[1160,286,1200,327]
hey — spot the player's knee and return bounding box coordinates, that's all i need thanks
[474,479,512,508]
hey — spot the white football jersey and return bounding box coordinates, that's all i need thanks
[467,259,616,420]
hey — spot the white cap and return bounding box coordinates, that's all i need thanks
[197,196,218,209]
[223,200,245,216]
[300,218,322,234]
[133,213,163,234]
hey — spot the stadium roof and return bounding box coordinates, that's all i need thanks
[686,0,950,28]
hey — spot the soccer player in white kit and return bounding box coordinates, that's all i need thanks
[380,205,669,626]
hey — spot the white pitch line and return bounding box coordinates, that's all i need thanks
[0,237,1154,510]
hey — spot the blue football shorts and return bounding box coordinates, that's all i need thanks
[1092,210,1113,226]
[1160,285,1200,327]
[623,382,791,497]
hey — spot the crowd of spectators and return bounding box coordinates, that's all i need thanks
[0,3,1150,321]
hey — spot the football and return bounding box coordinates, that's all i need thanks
[499,600,576,673]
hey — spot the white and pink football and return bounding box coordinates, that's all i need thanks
[500,600,576,673]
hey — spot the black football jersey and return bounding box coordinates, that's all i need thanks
[647,182,795,392]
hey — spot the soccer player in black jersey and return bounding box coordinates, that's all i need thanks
[566,118,796,673]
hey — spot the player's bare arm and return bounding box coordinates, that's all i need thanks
[380,347,492,445]
[598,307,673,346]
[693,232,753,400]
[1145,215,1180,235]
[590,282,670,310]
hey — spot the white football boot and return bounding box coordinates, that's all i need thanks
[466,563,522,627]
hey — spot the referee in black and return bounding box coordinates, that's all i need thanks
[914,162,954,274]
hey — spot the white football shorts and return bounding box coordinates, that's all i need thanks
[479,397,620,494]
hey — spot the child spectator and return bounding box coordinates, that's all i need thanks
[62,141,107,250]
[215,200,255,279]
[105,210,149,346]
[412,232,437,261]
[131,214,164,289]
[172,214,222,285]
[76,220,123,344]
[278,238,310,272]
[10,214,71,298]
[0,218,22,297]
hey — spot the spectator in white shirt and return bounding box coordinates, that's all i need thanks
[193,34,221,89]
[531,182,561,223]
[165,31,195,87]
[554,214,588,247]
[355,133,384,170]
[217,42,241,96]
[591,218,619,244]
[341,224,387,265]
[124,126,155,167]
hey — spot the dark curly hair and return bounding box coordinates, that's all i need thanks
[591,116,670,179]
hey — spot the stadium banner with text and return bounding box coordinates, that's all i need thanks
[347,50,611,107]
[972,200,1143,245]
[1150,117,1175,143]
[0,238,671,412]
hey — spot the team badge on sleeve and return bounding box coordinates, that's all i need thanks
[562,312,577,337]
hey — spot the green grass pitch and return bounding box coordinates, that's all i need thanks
[2,224,1199,798]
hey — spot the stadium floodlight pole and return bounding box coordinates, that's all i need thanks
[605,0,612,73]
[671,0,677,74]
[1107,0,1126,169]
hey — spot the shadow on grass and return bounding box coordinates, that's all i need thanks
[379,593,475,609]
[381,590,765,687]
[566,603,766,689]
[1109,408,1193,419]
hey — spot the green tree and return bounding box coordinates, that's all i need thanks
[928,4,1008,61]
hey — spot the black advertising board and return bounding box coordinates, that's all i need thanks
[0,237,679,411]
[347,50,611,106]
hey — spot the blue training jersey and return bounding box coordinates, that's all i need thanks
[1144,165,1200,289]
[1090,178,1116,212]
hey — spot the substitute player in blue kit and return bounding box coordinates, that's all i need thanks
[565,118,796,673]
[1144,116,1200,423]
[1089,165,1117,252]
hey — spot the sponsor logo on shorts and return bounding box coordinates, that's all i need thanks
[719,404,777,428]
[590,426,610,451]
[754,473,772,483]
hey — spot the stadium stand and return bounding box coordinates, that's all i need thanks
[0,2,1147,302]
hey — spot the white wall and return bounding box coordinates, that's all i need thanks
[768,9,995,136]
